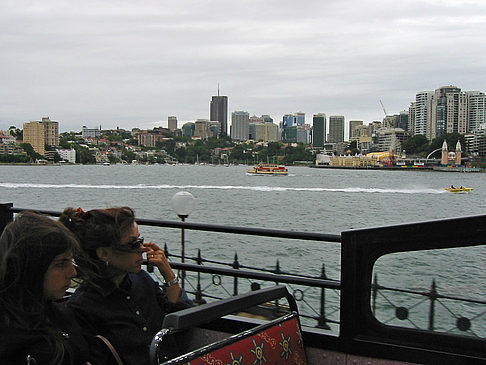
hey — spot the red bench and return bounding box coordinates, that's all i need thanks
[150,285,307,365]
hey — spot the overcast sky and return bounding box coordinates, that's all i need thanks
[2,0,486,133]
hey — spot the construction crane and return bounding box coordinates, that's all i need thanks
[379,100,387,116]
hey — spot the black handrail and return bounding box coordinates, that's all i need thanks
[6,206,341,243]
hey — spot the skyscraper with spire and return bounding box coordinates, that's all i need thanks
[210,85,228,137]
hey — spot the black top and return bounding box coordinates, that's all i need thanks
[0,301,90,365]
[67,270,193,365]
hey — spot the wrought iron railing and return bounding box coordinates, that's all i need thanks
[1,203,485,344]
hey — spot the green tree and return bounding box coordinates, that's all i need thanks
[0,153,30,163]
[19,143,43,161]
[121,149,137,163]
[74,146,96,164]
[402,135,429,156]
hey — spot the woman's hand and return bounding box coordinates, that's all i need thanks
[143,241,174,281]
[143,241,181,303]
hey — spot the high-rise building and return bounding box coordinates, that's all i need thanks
[446,91,468,135]
[328,116,345,143]
[431,86,461,139]
[168,116,177,131]
[262,115,273,124]
[414,91,433,138]
[210,87,228,137]
[82,126,101,139]
[282,114,296,128]
[295,112,305,126]
[231,111,250,141]
[182,122,195,138]
[250,122,279,142]
[349,120,363,140]
[467,91,486,132]
[23,117,59,156]
[194,119,211,139]
[398,111,409,132]
[312,113,326,147]
[408,102,416,134]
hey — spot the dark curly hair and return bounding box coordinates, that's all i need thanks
[59,207,136,287]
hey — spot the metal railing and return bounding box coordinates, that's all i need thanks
[1,203,486,363]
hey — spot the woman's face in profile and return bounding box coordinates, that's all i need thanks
[109,222,145,274]
[43,251,77,300]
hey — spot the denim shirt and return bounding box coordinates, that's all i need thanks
[67,270,192,365]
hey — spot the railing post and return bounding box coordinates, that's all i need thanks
[428,279,437,331]
[232,252,240,296]
[317,264,331,329]
[274,259,281,315]
[194,249,204,305]
[372,273,378,315]
[0,203,14,234]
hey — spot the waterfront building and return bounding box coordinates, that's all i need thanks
[351,125,373,154]
[264,123,279,142]
[250,122,279,142]
[56,148,76,163]
[0,131,17,144]
[250,115,263,124]
[23,117,59,156]
[476,132,486,156]
[383,115,399,129]
[327,116,345,143]
[231,111,250,141]
[261,115,273,124]
[182,122,195,138]
[349,120,363,140]
[209,121,221,137]
[210,89,228,137]
[431,85,461,139]
[82,126,101,139]
[414,91,433,139]
[467,91,486,132]
[282,125,310,144]
[295,112,305,126]
[282,114,296,128]
[0,133,26,156]
[194,119,211,139]
[168,116,177,131]
[312,113,326,148]
[408,102,416,134]
[373,128,407,153]
[138,131,165,147]
[446,91,468,135]
[330,155,378,167]
[398,111,409,132]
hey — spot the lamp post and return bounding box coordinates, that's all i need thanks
[170,191,195,289]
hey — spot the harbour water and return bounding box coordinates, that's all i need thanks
[1,164,485,334]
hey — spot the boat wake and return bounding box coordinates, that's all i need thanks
[0,183,447,194]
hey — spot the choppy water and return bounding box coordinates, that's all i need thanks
[1,164,485,334]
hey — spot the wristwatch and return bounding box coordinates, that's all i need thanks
[164,276,179,287]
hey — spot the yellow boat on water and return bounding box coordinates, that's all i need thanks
[444,187,473,193]
[246,163,288,175]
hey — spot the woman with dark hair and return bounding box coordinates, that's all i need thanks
[0,211,90,365]
[59,207,192,365]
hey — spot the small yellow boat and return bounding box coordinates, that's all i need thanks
[444,187,473,193]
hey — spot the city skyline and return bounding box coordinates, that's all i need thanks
[2,1,486,133]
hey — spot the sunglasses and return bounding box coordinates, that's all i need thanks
[113,237,144,252]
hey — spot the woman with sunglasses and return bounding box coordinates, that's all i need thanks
[59,207,192,365]
[0,211,91,365]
